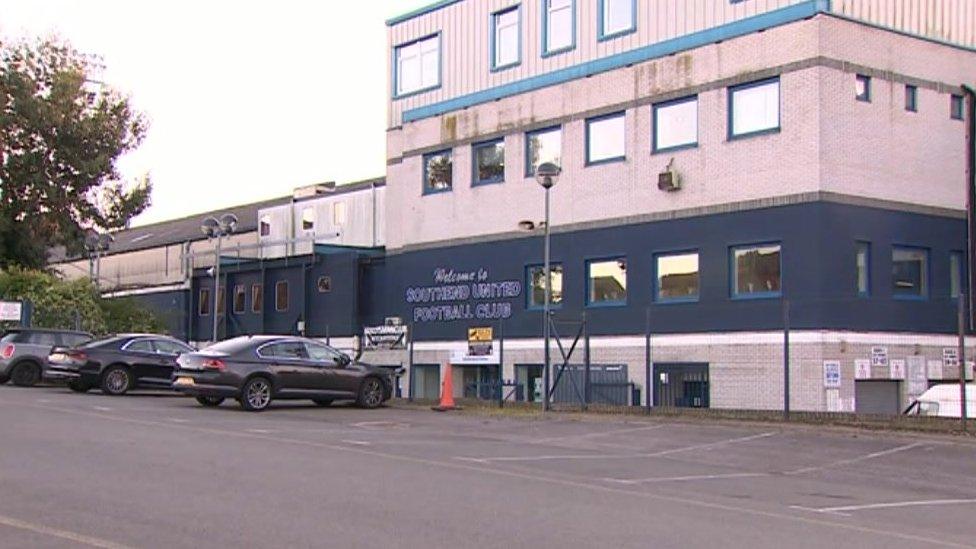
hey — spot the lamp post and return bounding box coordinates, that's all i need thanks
[201,213,238,343]
[535,162,560,411]
[84,232,114,291]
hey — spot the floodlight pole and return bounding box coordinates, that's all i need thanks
[212,234,222,344]
[543,184,552,411]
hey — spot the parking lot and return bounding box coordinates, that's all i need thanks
[1,386,974,548]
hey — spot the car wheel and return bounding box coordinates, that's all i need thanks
[313,399,333,407]
[356,377,385,409]
[11,361,41,387]
[101,366,132,396]
[196,396,225,407]
[67,380,92,393]
[240,378,272,412]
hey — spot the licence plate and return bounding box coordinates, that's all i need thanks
[49,353,66,362]
[174,377,195,387]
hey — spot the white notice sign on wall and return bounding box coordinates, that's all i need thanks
[889,359,906,380]
[823,360,842,388]
[854,359,871,380]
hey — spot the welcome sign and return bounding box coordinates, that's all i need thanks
[406,267,522,323]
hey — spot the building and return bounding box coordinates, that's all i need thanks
[51,0,976,414]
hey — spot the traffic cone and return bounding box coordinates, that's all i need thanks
[432,363,460,411]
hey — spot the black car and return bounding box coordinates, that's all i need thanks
[0,328,92,387]
[171,335,393,411]
[46,334,195,395]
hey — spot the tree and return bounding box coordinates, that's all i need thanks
[0,37,152,269]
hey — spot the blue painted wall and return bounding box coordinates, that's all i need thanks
[130,290,189,341]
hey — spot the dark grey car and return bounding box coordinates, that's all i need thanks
[171,335,393,411]
[0,328,92,386]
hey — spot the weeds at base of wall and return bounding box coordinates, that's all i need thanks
[389,398,976,436]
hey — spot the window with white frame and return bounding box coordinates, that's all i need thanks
[395,35,439,96]
[586,112,625,164]
[653,96,698,152]
[492,7,519,69]
[333,202,347,226]
[525,127,561,177]
[600,0,634,38]
[544,0,574,54]
[729,78,780,138]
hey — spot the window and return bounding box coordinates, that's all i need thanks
[423,150,453,193]
[259,215,271,237]
[275,281,289,311]
[199,288,211,316]
[473,139,505,185]
[527,264,563,309]
[905,85,918,112]
[729,78,780,139]
[951,94,965,120]
[154,340,191,355]
[856,242,870,297]
[305,342,345,365]
[394,34,439,97]
[655,252,699,302]
[217,289,225,315]
[586,112,625,165]
[261,341,307,360]
[950,251,965,299]
[333,202,347,226]
[543,0,574,55]
[26,332,58,346]
[251,284,263,313]
[587,258,627,306]
[125,339,154,353]
[653,96,698,152]
[525,126,561,177]
[233,284,246,314]
[491,6,520,70]
[892,246,928,299]
[301,208,315,231]
[855,74,871,102]
[598,0,635,40]
[732,243,782,298]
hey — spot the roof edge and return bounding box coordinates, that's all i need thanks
[386,0,463,27]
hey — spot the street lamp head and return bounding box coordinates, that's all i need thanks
[517,220,537,231]
[200,216,220,238]
[534,162,561,189]
[218,213,239,235]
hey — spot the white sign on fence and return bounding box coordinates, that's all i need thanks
[927,360,944,380]
[855,359,872,380]
[889,359,906,380]
[870,347,888,367]
[942,348,960,369]
[823,360,842,388]
[0,301,22,322]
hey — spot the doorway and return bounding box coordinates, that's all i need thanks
[653,363,709,408]
[515,364,543,402]
[411,364,440,400]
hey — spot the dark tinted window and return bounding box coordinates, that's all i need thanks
[126,339,154,352]
[1,331,22,344]
[82,336,127,349]
[27,332,58,346]
[261,341,308,359]
[305,342,344,364]
[62,334,92,347]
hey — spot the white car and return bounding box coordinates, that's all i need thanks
[903,384,976,418]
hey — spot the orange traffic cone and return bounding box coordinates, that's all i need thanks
[432,363,460,411]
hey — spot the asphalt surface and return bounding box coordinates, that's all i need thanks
[1,385,975,549]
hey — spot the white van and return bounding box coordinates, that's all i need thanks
[903,384,976,418]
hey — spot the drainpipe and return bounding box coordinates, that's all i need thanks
[371,181,378,247]
[963,84,976,331]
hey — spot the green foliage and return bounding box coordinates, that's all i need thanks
[0,267,166,335]
[0,37,152,269]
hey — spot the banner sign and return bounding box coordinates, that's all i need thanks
[467,326,493,356]
[0,301,22,322]
[406,267,522,323]
[363,325,408,350]
[823,361,841,388]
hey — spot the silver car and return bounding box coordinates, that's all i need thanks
[0,328,92,387]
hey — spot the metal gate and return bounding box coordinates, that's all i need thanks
[855,380,901,415]
[410,364,440,400]
[551,364,630,406]
[653,363,709,408]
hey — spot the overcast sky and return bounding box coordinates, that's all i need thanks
[1,0,431,226]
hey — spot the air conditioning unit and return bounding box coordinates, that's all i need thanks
[658,159,681,192]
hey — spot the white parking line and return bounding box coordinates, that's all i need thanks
[784,442,925,475]
[532,424,667,444]
[455,431,777,463]
[791,499,976,517]
[0,513,132,548]
[341,440,372,446]
[606,472,768,485]
[93,406,112,412]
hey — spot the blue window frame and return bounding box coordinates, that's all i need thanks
[491,5,521,71]
[422,150,453,194]
[951,94,965,120]
[653,95,698,153]
[856,241,870,297]
[950,251,965,299]
[728,77,780,140]
[597,0,636,41]
[472,139,505,186]
[892,246,929,300]
[905,85,918,112]
[586,257,627,307]
[654,251,699,303]
[392,33,441,99]
[855,74,871,102]
[585,112,626,166]
[730,243,782,299]
[525,126,561,177]
[541,0,575,57]
[526,263,563,309]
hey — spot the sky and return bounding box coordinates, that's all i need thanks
[1,0,432,226]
